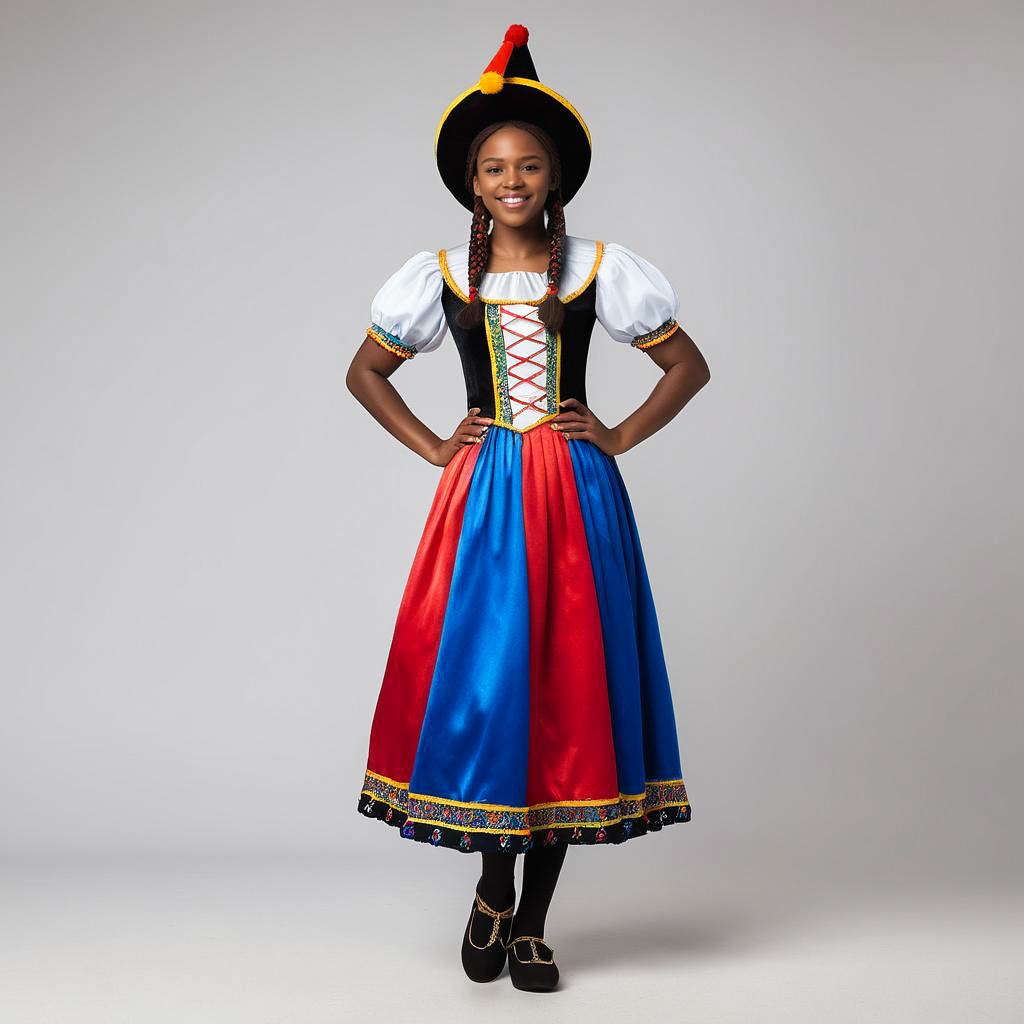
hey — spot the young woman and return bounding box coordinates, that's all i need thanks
[346,25,710,993]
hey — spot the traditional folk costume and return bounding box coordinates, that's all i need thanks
[357,25,692,855]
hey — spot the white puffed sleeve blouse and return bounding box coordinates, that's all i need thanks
[595,241,680,348]
[366,239,679,357]
[367,250,447,359]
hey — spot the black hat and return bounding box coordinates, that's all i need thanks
[434,25,592,212]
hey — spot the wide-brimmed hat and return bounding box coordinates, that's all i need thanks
[434,24,592,212]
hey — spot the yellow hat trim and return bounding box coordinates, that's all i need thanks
[435,77,592,155]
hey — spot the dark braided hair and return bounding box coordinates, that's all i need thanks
[455,120,567,334]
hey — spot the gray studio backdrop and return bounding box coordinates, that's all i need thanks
[1,0,1020,889]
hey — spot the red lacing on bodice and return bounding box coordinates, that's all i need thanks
[500,306,548,423]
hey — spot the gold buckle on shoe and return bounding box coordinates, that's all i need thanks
[505,934,555,964]
[467,892,514,950]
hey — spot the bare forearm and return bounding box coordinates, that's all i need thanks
[347,364,442,462]
[613,335,711,453]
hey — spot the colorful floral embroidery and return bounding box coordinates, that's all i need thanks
[545,319,558,412]
[359,770,690,838]
[359,786,691,853]
[367,322,417,359]
[631,318,679,349]
[484,304,514,423]
[362,773,409,811]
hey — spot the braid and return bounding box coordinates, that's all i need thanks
[455,195,491,329]
[537,188,566,333]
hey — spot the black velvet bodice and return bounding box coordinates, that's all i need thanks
[439,277,598,428]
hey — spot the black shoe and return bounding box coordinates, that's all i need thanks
[461,887,515,983]
[506,934,560,992]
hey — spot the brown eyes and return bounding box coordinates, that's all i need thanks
[485,164,541,173]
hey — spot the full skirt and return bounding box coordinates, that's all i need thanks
[356,422,691,853]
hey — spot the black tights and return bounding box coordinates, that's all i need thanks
[477,843,568,939]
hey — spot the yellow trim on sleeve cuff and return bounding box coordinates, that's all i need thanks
[368,323,416,359]
[631,318,679,349]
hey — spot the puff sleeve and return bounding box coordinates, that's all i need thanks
[595,241,680,349]
[366,250,447,359]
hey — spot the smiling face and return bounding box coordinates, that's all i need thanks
[472,125,557,228]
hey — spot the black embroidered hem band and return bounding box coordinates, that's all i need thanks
[356,771,691,854]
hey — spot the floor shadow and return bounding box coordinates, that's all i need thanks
[556,899,810,974]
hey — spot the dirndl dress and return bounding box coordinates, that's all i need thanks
[356,235,692,853]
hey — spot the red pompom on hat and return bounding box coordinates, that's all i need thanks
[504,24,528,46]
[479,23,531,93]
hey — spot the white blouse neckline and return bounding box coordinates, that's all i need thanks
[477,269,558,304]
[441,236,602,304]
[482,269,545,278]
